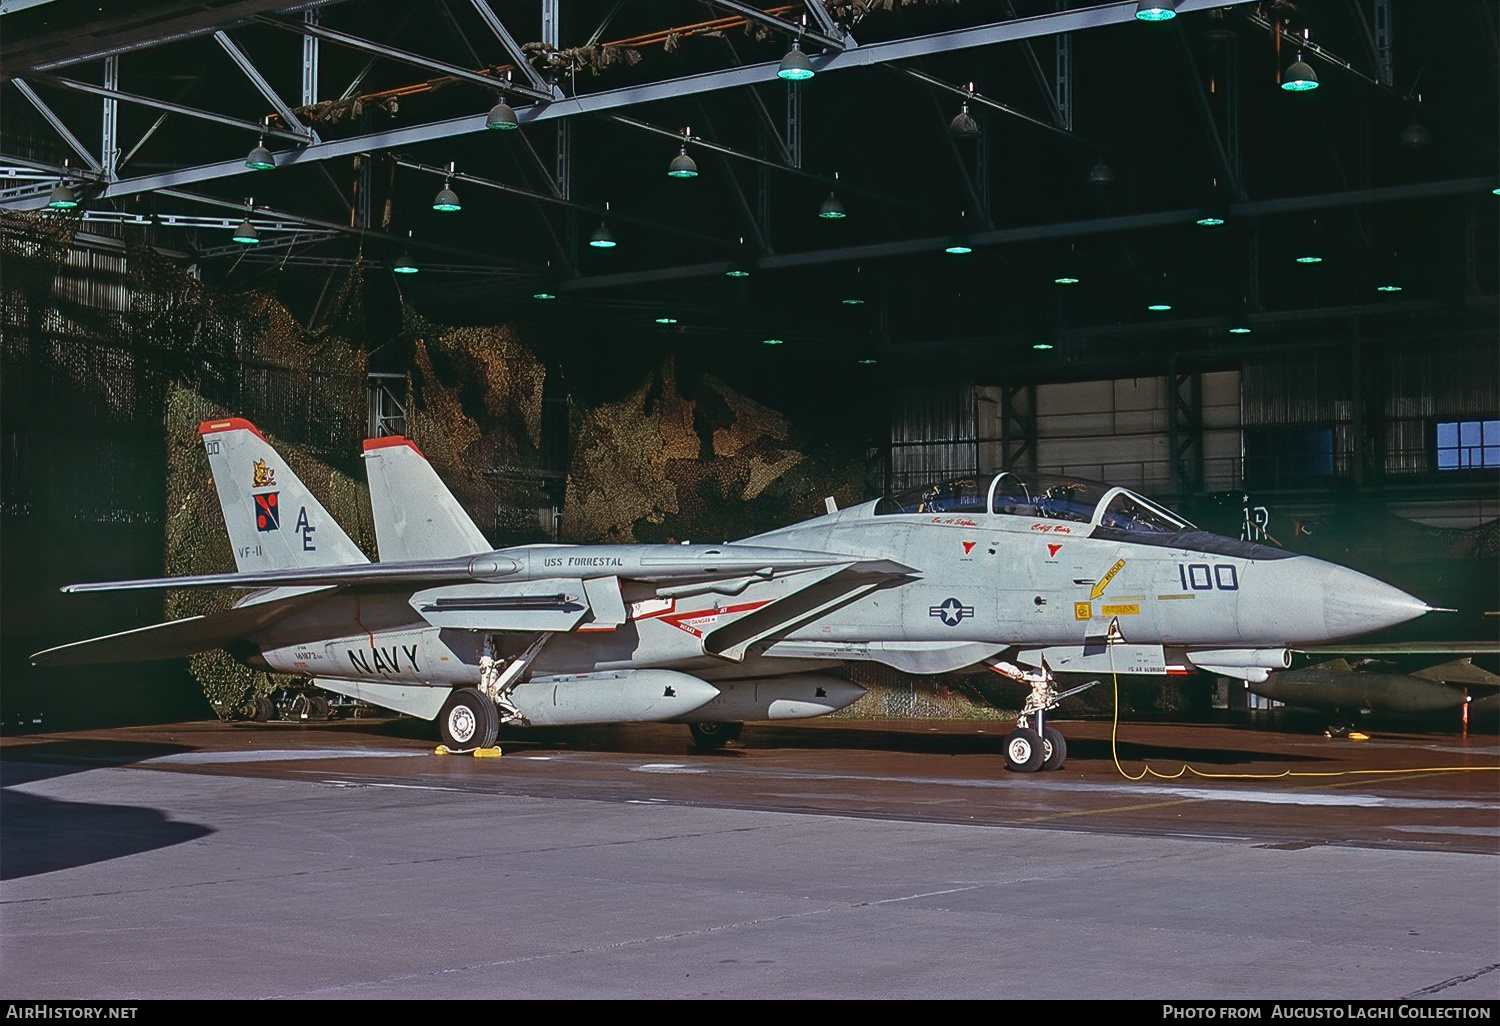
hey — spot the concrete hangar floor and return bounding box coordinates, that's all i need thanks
[2,717,1496,1001]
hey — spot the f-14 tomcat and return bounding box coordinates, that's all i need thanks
[33,418,1435,771]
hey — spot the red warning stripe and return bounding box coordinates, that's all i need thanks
[199,417,266,440]
[362,435,425,457]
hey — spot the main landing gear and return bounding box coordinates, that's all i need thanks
[988,658,1096,773]
[438,687,500,750]
[688,721,744,750]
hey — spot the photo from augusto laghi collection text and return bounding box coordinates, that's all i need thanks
[1162,1007,1493,1020]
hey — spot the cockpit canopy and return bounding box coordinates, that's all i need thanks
[873,472,1194,533]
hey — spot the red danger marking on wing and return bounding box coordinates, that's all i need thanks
[962,541,976,555]
[634,600,773,638]
[1048,543,1063,557]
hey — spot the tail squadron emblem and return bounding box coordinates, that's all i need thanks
[252,459,276,488]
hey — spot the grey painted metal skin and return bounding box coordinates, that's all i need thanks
[33,418,1433,751]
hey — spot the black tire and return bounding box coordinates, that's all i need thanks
[1041,726,1068,771]
[252,695,274,722]
[305,694,330,720]
[689,721,744,749]
[438,688,499,750]
[1004,728,1045,772]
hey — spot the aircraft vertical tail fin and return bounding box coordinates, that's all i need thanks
[200,418,369,573]
[362,436,492,561]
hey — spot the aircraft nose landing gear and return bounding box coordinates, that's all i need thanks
[988,658,1095,772]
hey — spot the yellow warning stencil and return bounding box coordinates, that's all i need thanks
[1090,559,1126,600]
[1074,601,1092,620]
[1101,603,1140,616]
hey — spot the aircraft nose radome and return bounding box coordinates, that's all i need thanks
[1320,564,1430,640]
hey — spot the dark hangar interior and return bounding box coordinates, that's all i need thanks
[1,0,1496,728]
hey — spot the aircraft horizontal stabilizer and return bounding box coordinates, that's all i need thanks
[30,588,333,667]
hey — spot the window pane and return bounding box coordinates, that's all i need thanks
[1436,421,1458,448]
[1460,421,1482,447]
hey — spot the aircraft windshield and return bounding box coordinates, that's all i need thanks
[1097,491,1191,533]
[990,473,1108,523]
[873,478,987,515]
[874,472,1194,530]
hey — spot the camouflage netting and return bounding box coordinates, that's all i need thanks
[150,249,374,719]
[401,321,551,543]
[562,358,866,544]
[164,387,378,718]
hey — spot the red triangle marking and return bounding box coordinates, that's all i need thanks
[962,541,976,555]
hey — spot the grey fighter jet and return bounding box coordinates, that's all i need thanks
[32,418,1435,770]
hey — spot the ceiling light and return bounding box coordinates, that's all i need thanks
[944,236,973,255]
[1376,283,1403,292]
[589,222,616,248]
[950,104,980,138]
[654,315,678,324]
[778,42,815,82]
[1053,276,1080,285]
[725,264,751,278]
[1281,56,1319,92]
[46,183,78,209]
[1087,159,1116,186]
[1134,0,1178,22]
[392,250,418,274]
[486,100,519,131]
[762,337,785,345]
[1294,254,1323,264]
[1147,302,1172,312]
[532,291,556,300]
[231,219,260,244]
[818,193,846,219]
[841,298,865,305]
[1398,121,1429,149]
[1032,342,1055,351]
[667,148,698,179]
[1228,321,1252,334]
[1195,205,1227,226]
[432,184,461,212]
[245,141,275,171]
[857,358,877,364]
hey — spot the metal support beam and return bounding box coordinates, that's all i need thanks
[1000,383,1038,474]
[701,0,849,51]
[23,73,311,142]
[555,120,570,200]
[214,30,313,136]
[1171,25,1244,201]
[259,16,553,101]
[785,81,802,170]
[303,9,319,107]
[9,79,100,171]
[542,0,559,49]
[100,56,119,181]
[803,1,851,47]
[1055,16,1072,132]
[1374,0,1392,88]
[469,0,553,93]
[895,66,1096,149]
[6,1,1262,203]
[1166,359,1204,496]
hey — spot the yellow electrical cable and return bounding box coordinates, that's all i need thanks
[1107,664,1500,781]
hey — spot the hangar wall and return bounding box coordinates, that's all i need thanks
[976,373,1242,494]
